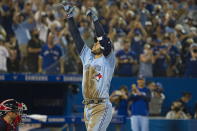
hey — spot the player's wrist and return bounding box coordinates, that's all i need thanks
[86,8,98,22]
[64,5,74,18]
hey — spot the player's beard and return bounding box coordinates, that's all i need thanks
[91,48,102,55]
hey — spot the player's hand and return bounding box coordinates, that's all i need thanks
[63,5,74,18]
[86,8,98,21]
[132,86,141,95]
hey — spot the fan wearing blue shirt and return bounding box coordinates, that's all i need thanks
[38,32,64,74]
[110,85,129,116]
[115,40,137,76]
[129,77,151,131]
[130,29,146,59]
[153,44,170,77]
[168,44,181,76]
[185,43,197,77]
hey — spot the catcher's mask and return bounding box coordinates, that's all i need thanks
[0,99,27,126]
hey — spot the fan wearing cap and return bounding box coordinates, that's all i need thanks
[128,77,151,131]
[0,99,27,131]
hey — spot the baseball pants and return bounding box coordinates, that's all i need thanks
[131,115,149,131]
[84,100,112,131]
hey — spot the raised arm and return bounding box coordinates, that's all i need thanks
[64,6,85,54]
[87,9,113,57]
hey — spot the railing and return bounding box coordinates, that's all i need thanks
[21,115,197,131]
[0,73,82,82]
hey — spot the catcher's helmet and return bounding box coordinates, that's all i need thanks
[0,99,27,116]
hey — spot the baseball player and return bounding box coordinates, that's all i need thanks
[0,99,27,131]
[63,5,115,131]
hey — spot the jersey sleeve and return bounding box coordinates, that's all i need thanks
[80,44,91,64]
[68,17,85,54]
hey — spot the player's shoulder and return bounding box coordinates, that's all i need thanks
[79,44,92,64]
[80,44,91,56]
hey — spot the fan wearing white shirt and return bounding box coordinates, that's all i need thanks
[0,39,9,73]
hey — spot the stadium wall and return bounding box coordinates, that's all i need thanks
[0,75,196,116]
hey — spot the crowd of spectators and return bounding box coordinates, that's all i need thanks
[0,0,197,77]
[110,78,194,120]
[110,78,166,118]
[110,77,150,131]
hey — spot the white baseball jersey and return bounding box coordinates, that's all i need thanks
[80,44,115,99]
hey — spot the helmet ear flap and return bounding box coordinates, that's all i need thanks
[18,103,28,116]
[97,36,112,57]
[96,36,105,50]
[21,103,28,111]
